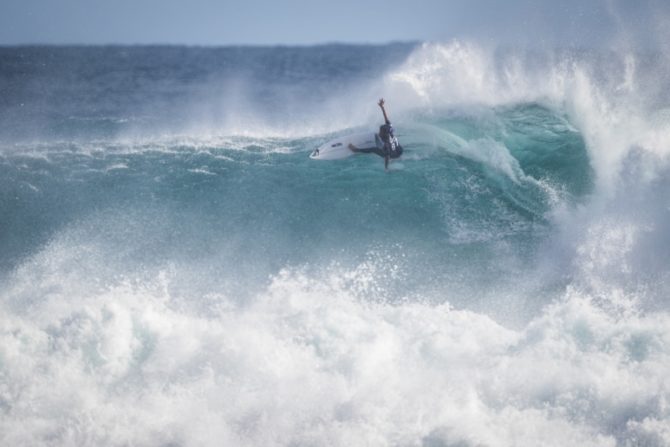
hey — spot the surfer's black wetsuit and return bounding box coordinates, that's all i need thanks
[379,122,403,159]
[353,122,403,158]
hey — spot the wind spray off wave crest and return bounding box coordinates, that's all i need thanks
[383,41,572,109]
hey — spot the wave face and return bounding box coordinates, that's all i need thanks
[2,43,670,446]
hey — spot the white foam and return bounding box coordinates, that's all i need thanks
[104,162,129,172]
[187,167,216,176]
[2,257,669,446]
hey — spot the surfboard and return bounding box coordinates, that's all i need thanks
[310,132,378,160]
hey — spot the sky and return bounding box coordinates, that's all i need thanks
[0,0,668,48]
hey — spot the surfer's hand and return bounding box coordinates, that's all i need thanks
[378,98,385,108]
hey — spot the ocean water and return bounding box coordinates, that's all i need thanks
[1,42,670,446]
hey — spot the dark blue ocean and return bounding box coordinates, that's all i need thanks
[1,43,670,446]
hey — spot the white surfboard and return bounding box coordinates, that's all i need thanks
[310,132,378,160]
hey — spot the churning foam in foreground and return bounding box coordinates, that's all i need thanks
[1,251,670,446]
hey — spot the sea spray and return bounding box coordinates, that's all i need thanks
[1,42,670,446]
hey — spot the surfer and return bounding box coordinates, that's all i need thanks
[349,98,403,169]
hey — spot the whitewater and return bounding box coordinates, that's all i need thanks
[1,42,670,446]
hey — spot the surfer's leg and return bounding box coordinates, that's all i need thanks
[349,144,386,157]
[373,147,387,157]
[360,147,386,157]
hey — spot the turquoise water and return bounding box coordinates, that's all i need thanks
[1,43,670,446]
[0,102,590,314]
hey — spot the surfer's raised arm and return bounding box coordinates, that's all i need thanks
[378,98,390,124]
